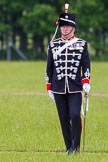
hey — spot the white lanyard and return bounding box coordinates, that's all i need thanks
[53,37,79,59]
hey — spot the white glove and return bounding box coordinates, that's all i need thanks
[83,83,91,94]
[48,90,55,101]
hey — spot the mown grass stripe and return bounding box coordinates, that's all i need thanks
[0,92,108,97]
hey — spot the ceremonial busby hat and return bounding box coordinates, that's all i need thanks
[58,13,76,28]
[51,3,76,41]
[56,4,76,28]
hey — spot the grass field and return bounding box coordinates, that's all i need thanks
[0,61,108,162]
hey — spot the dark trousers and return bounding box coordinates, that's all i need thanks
[54,92,82,150]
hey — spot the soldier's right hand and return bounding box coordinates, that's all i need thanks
[48,90,55,101]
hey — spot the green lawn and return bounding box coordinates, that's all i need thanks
[0,61,108,162]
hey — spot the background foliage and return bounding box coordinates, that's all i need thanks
[0,0,108,60]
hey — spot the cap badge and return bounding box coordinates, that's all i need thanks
[65,15,68,19]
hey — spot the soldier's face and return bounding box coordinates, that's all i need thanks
[60,26,75,37]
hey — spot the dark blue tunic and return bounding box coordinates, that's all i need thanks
[46,37,90,93]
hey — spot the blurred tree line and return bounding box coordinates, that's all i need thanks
[0,0,108,60]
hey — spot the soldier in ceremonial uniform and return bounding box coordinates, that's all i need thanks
[46,4,91,155]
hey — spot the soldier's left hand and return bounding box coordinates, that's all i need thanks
[83,83,91,94]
